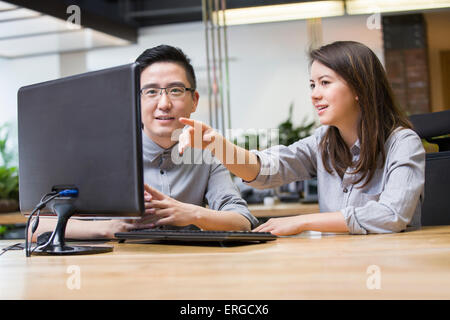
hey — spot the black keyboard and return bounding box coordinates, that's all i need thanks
[115,229,277,243]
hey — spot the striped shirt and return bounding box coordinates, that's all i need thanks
[246,125,425,234]
[142,131,258,228]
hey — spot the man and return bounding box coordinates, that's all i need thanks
[33,45,257,240]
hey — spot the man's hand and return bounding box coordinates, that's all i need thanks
[102,219,142,238]
[178,117,223,156]
[142,183,198,227]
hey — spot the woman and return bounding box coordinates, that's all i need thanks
[178,41,425,236]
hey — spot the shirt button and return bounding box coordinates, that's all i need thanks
[160,170,164,175]
[343,187,348,193]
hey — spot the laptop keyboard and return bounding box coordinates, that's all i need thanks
[115,228,277,242]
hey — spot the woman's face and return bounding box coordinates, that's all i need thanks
[310,61,360,131]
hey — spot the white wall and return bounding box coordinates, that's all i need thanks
[86,22,210,124]
[0,54,60,164]
[226,20,311,131]
[0,14,383,151]
[225,14,383,131]
[321,14,384,65]
[0,54,60,124]
[86,14,383,132]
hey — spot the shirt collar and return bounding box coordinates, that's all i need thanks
[141,130,178,163]
[350,139,361,156]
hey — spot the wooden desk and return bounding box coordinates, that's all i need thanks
[0,203,320,225]
[248,202,319,217]
[0,211,26,225]
[1,226,449,299]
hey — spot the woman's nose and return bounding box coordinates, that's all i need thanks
[311,85,322,101]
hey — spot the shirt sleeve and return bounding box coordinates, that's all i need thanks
[244,127,321,189]
[204,161,259,228]
[341,129,425,234]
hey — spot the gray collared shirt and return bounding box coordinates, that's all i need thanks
[246,125,425,234]
[142,131,258,228]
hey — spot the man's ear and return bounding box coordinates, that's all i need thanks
[191,90,200,113]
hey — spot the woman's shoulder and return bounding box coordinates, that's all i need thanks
[387,126,421,143]
[385,126,424,154]
[310,125,329,141]
[276,125,327,156]
[289,125,328,148]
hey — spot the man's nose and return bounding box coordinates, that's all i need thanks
[157,90,172,110]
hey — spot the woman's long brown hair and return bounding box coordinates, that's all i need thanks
[309,41,412,187]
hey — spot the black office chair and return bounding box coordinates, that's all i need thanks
[409,110,450,226]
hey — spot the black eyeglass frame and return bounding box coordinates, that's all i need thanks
[140,86,195,97]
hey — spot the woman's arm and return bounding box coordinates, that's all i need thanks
[253,212,348,235]
[178,117,261,182]
[178,117,319,188]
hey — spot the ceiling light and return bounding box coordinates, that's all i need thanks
[0,15,78,39]
[213,1,345,26]
[0,7,40,21]
[0,28,128,58]
[0,0,16,10]
[0,0,136,58]
[346,0,450,15]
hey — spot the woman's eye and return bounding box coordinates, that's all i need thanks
[321,81,329,86]
[310,83,315,89]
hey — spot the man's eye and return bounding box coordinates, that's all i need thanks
[169,87,184,95]
[145,88,159,95]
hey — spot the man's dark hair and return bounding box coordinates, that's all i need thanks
[135,44,197,90]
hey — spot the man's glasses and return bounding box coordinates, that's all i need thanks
[140,86,195,100]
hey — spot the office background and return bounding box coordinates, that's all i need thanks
[0,0,450,163]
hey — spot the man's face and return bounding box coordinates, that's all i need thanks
[140,62,199,148]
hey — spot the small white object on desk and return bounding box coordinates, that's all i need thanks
[263,197,275,206]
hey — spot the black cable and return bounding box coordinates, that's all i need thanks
[26,189,78,257]
[0,243,24,256]
[25,192,59,257]
[29,209,43,255]
[24,206,40,257]
[29,193,57,254]
[1,189,77,257]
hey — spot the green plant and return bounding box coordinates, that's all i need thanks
[232,102,316,150]
[0,124,19,201]
[232,132,263,151]
[0,225,12,237]
[278,102,315,146]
